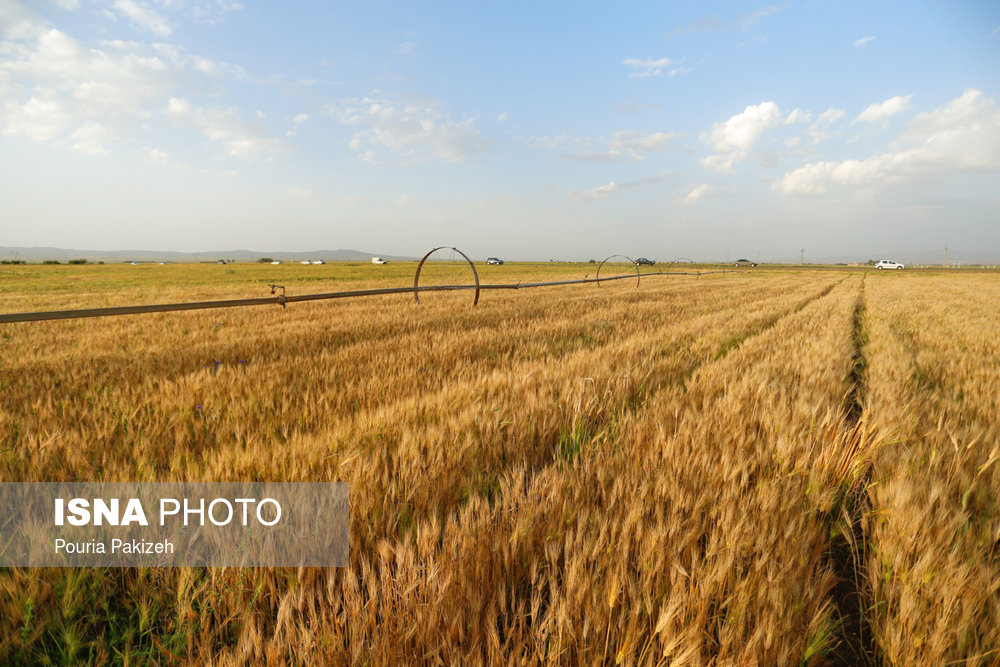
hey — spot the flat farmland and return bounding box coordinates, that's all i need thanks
[1,263,998,665]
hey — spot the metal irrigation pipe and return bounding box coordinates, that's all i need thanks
[0,269,732,324]
[665,257,700,279]
[595,255,640,289]
[413,246,481,306]
[0,286,443,323]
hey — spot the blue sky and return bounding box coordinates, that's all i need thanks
[1,0,998,261]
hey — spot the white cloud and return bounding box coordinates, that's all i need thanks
[99,38,140,49]
[558,130,680,162]
[580,181,618,200]
[817,108,845,124]
[166,97,191,115]
[669,14,723,37]
[286,186,312,197]
[563,150,641,163]
[784,108,811,124]
[70,120,111,155]
[0,20,249,157]
[900,90,993,147]
[739,4,787,29]
[622,57,675,78]
[111,0,172,37]
[570,172,672,201]
[989,26,999,39]
[681,184,710,207]
[188,0,245,25]
[284,113,309,137]
[526,134,588,151]
[610,130,678,152]
[104,0,244,31]
[775,89,1000,195]
[700,101,782,171]
[854,36,876,47]
[855,94,912,123]
[188,55,243,78]
[329,94,486,163]
[166,97,282,160]
[807,108,845,143]
[2,28,171,116]
[146,147,171,164]
[2,95,73,140]
[0,1,44,40]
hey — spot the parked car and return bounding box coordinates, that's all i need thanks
[734,259,757,267]
[875,260,905,270]
[486,257,504,265]
[371,257,387,265]
[634,258,655,266]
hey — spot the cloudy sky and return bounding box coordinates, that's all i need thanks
[1,1,998,261]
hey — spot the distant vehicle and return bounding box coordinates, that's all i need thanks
[217,259,227,264]
[311,260,325,265]
[371,257,387,264]
[486,257,504,265]
[634,258,655,266]
[270,260,281,265]
[734,259,757,267]
[875,260,905,270]
[300,260,311,265]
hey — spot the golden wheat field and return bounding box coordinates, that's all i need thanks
[0,262,998,665]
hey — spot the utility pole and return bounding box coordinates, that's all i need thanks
[800,248,805,265]
[944,245,948,267]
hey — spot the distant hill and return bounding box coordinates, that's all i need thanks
[0,246,416,263]
[3,245,996,266]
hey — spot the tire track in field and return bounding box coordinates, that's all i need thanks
[313,275,850,659]
[530,276,845,471]
[336,276,844,547]
[486,275,846,498]
[829,276,877,667]
[492,276,846,478]
[683,277,843,385]
[413,276,854,662]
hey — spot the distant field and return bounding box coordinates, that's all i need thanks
[0,261,651,309]
[1,265,997,664]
